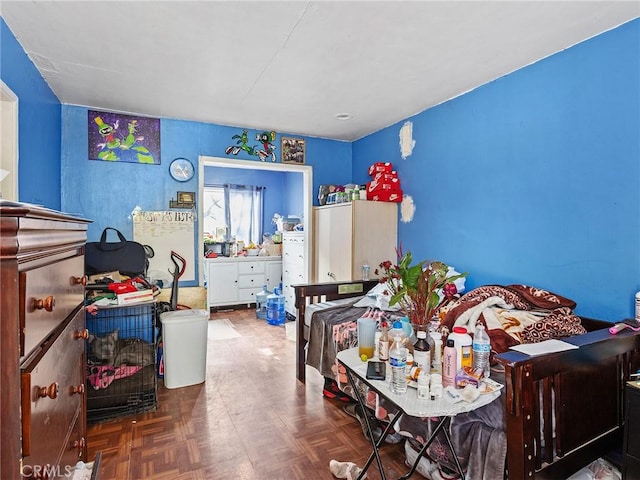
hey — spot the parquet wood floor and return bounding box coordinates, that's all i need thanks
[87,307,409,479]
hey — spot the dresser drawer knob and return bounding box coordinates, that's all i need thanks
[34,295,55,312]
[73,437,86,452]
[70,384,85,395]
[74,328,89,340]
[73,275,87,286]
[37,382,59,400]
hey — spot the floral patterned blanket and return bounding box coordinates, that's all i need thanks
[441,284,586,356]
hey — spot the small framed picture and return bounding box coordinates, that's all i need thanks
[177,191,195,204]
[281,137,305,164]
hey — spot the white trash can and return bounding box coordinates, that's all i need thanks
[160,309,209,389]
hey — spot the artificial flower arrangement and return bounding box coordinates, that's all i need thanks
[375,247,467,328]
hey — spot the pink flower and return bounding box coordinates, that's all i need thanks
[443,283,458,298]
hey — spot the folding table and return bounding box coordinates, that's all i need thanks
[336,347,501,480]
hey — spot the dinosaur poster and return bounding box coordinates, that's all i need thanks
[88,110,161,164]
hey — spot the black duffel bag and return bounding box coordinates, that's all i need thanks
[85,227,147,277]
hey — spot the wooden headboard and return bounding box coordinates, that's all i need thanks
[294,280,379,383]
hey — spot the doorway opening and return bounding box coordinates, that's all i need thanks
[0,80,18,201]
[197,155,313,286]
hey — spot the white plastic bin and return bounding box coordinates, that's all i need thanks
[160,309,209,389]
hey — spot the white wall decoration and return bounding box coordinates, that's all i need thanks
[401,195,415,223]
[399,121,415,159]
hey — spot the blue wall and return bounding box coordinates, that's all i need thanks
[203,166,304,237]
[283,171,305,224]
[1,18,62,209]
[60,105,349,284]
[3,14,638,319]
[353,19,640,321]
[61,104,348,236]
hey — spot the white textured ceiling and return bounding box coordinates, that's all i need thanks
[2,1,638,141]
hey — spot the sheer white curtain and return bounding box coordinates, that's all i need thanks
[203,184,264,245]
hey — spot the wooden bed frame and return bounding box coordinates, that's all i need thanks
[294,280,640,479]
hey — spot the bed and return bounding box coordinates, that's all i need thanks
[294,280,640,479]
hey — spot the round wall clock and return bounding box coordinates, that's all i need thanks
[169,157,194,182]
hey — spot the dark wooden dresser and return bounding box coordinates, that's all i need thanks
[1,201,92,479]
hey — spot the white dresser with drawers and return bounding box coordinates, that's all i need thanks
[282,232,307,317]
[205,256,282,309]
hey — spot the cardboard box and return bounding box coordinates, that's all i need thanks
[264,243,282,256]
[368,162,394,176]
[372,172,398,182]
[455,367,483,388]
[117,289,154,306]
[367,177,401,194]
[367,190,403,202]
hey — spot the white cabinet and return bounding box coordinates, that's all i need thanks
[313,200,397,282]
[265,260,283,292]
[207,262,238,306]
[205,257,282,308]
[282,232,307,316]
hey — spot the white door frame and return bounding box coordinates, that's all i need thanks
[0,80,18,201]
[198,155,313,287]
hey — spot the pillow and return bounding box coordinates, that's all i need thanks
[353,282,401,311]
[448,266,467,296]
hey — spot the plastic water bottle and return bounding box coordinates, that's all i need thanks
[277,287,285,321]
[255,285,270,320]
[472,324,491,378]
[389,336,408,394]
[266,288,286,325]
[276,288,286,324]
[389,321,406,344]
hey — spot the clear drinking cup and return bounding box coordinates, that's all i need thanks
[357,317,376,359]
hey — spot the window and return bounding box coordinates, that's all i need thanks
[203,184,264,245]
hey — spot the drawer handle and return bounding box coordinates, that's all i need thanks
[328,272,336,280]
[37,382,59,400]
[72,275,87,286]
[70,384,85,396]
[73,437,86,452]
[34,295,55,312]
[74,328,89,340]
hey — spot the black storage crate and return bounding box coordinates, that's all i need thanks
[85,302,158,423]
